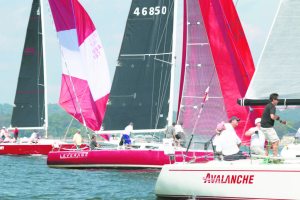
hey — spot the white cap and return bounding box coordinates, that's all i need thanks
[255,118,261,125]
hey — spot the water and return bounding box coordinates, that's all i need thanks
[0,156,159,200]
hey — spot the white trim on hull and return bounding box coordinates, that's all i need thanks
[155,159,300,200]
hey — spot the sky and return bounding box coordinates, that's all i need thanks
[0,0,280,105]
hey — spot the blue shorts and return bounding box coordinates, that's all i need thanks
[122,134,131,145]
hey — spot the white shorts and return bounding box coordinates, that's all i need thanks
[261,127,279,143]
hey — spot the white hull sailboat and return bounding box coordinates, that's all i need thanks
[155,159,300,199]
[156,0,300,198]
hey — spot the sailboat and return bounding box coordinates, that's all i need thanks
[47,0,215,169]
[0,0,68,155]
[155,0,300,199]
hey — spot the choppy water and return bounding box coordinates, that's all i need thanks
[0,156,159,200]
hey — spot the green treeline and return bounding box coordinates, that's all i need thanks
[0,103,83,139]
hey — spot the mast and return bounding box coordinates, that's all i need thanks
[40,0,48,138]
[167,0,177,126]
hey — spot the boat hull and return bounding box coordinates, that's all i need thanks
[0,141,80,155]
[0,143,53,155]
[155,159,300,199]
[47,149,213,168]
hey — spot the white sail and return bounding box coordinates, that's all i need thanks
[245,0,300,100]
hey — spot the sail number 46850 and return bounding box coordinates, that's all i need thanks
[133,6,167,16]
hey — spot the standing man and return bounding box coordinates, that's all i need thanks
[261,93,286,157]
[73,129,83,150]
[13,127,19,141]
[120,122,133,147]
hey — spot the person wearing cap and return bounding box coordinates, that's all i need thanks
[73,129,83,150]
[245,118,266,155]
[261,93,286,157]
[215,116,245,161]
[212,121,226,159]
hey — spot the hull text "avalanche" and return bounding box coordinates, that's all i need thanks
[203,173,254,184]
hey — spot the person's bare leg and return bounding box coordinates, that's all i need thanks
[265,141,270,156]
[272,141,279,157]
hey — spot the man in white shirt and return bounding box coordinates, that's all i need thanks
[245,118,266,155]
[174,122,186,147]
[73,129,83,150]
[215,116,245,161]
[120,122,133,146]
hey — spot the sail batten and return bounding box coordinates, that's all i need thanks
[48,0,111,131]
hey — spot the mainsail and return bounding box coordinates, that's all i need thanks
[48,0,111,131]
[178,0,258,140]
[103,0,175,130]
[11,0,47,130]
[239,0,300,106]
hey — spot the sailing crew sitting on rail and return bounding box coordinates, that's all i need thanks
[73,129,83,150]
[0,127,5,142]
[215,116,246,161]
[213,122,226,159]
[175,122,186,147]
[30,130,39,144]
[90,135,100,150]
[213,122,226,149]
[121,122,133,146]
[245,118,266,156]
[2,127,11,143]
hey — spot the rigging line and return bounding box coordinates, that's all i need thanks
[154,58,172,65]
[152,1,174,127]
[155,51,172,127]
[154,0,164,55]
[151,1,167,125]
[157,1,175,126]
[154,56,170,126]
[63,117,74,141]
[120,52,172,57]
[152,1,173,128]
[219,0,251,82]
[154,1,174,54]
[241,107,253,141]
[154,58,165,128]
[155,62,172,128]
[68,0,89,134]
[235,0,239,7]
